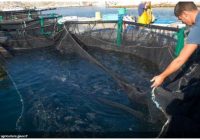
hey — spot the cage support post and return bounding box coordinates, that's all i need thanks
[175,27,185,57]
[117,8,126,47]
[40,16,45,34]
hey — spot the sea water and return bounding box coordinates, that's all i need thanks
[0,7,175,137]
[42,7,177,21]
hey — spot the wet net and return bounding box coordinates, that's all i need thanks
[56,23,168,126]
[59,20,200,92]
[55,20,200,137]
[59,20,186,91]
[1,18,200,137]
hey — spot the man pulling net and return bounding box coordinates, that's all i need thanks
[151,2,200,137]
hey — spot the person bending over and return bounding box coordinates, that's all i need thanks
[151,2,200,88]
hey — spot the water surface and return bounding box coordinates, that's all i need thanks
[0,7,174,137]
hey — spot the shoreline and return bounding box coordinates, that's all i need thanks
[0,2,200,11]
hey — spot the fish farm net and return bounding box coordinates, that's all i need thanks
[1,19,200,137]
[55,20,200,137]
[60,20,200,92]
[0,15,62,52]
[55,24,166,135]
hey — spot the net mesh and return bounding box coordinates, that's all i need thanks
[58,21,200,93]
[56,24,167,125]
[1,19,200,137]
[0,17,62,52]
[55,21,200,137]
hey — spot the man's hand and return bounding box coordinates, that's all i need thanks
[151,75,165,88]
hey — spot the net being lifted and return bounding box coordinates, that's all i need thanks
[56,23,168,128]
[56,20,200,137]
[61,20,200,93]
[0,16,63,53]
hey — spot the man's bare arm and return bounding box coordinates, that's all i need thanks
[151,44,198,88]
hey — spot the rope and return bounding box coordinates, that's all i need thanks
[151,87,165,113]
[0,55,24,131]
[56,25,69,50]
[151,86,171,132]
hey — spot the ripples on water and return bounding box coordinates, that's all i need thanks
[0,7,173,137]
[0,77,21,131]
[0,46,160,137]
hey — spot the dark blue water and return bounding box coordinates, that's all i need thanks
[0,47,158,137]
[0,76,21,131]
[0,7,171,137]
